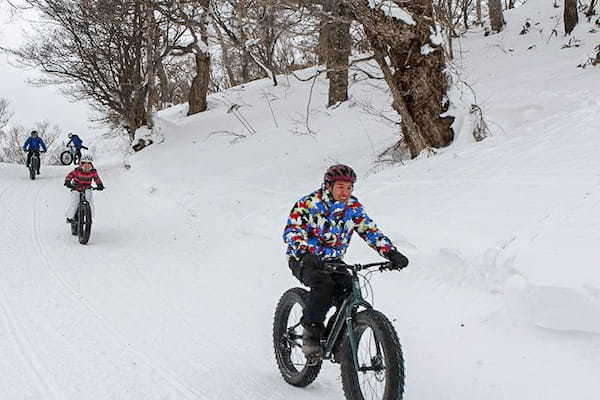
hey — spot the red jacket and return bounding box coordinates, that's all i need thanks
[65,167,103,191]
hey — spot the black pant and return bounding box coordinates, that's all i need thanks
[289,258,352,326]
[74,146,87,163]
[26,150,40,172]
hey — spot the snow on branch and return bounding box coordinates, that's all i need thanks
[368,0,416,25]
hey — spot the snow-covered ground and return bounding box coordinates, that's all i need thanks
[1,1,600,399]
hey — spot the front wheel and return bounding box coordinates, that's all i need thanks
[273,287,322,387]
[60,150,73,165]
[78,204,92,244]
[340,310,405,400]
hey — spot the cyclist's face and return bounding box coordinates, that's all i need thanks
[81,162,92,171]
[331,181,353,203]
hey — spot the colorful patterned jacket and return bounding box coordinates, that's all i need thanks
[65,167,103,191]
[283,187,396,261]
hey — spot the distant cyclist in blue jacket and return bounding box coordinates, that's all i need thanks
[66,133,88,164]
[23,130,47,174]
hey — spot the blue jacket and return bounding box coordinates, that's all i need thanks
[283,187,396,261]
[67,135,84,149]
[23,137,47,152]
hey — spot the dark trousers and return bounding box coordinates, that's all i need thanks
[26,150,40,172]
[289,258,352,326]
[74,146,87,163]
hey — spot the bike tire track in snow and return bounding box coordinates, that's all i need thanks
[0,166,203,399]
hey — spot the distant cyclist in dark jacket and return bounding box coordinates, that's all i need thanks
[23,130,47,174]
[66,133,88,163]
[283,164,409,359]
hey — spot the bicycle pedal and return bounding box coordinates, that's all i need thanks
[305,352,323,366]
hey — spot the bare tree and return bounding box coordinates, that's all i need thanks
[326,2,351,106]
[488,0,504,32]
[586,0,597,18]
[348,0,454,158]
[0,98,12,130]
[155,0,212,115]
[9,0,150,141]
[564,0,578,35]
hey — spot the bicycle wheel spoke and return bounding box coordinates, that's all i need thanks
[355,326,387,400]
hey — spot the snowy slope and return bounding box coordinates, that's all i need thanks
[1,1,600,399]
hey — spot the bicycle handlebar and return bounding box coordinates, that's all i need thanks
[70,186,104,192]
[323,260,394,273]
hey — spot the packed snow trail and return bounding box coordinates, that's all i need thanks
[2,2,600,398]
[0,163,349,399]
[2,145,600,400]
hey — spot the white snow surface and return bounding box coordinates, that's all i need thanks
[1,1,600,399]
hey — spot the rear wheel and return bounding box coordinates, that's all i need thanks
[340,310,404,400]
[273,287,322,387]
[78,204,92,244]
[60,151,73,165]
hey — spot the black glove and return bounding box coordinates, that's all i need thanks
[386,250,409,270]
[96,183,104,191]
[300,252,324,271]
[64,181,73,189]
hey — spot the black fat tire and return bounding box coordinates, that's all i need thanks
[340,310,404,400]
[60,151,73,166]
[273,287,322,387]
[78,204,92,244]
[29,156,38,180]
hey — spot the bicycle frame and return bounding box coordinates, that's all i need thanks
[321,262,389,370]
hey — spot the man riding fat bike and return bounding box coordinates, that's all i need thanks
[23,130,47,175]
[66,132,88,163]
[283,164,409,359]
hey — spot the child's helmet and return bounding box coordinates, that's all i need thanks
[80,154,94,163]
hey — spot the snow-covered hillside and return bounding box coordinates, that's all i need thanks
[1,2,599,399]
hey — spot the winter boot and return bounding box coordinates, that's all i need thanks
[302,321,324,364]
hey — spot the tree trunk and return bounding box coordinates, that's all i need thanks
[349,0,454,158]
[187,1,210,116]
[447,0,454,59]
[586,0,597,18]
[157,61,172,107]
[564,0,578,35]
[145,0,156,129]
[318,0,333,67]
[508,0,515,9]
[476,0,482,26]
[488,0,504,32]
[188,52,210,115]
[213,21,238,87]
[327,3,351,107]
